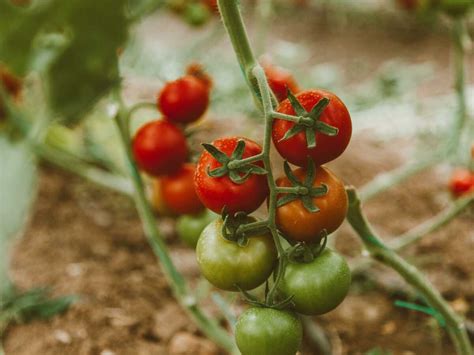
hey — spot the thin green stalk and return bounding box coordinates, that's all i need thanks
[389,193,473,250]
[346,187,472,355]
[112,95,236,353]
[448,19,468,155]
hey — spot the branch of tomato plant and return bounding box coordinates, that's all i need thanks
[359,18,471,202]
[111,91,237,354]
[346,187,472,355]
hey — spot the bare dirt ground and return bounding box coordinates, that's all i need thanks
[3,5,474,355]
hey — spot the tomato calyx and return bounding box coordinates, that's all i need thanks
[236,284,296,310]
[277,90,339,148]
[286,231,328,264]
[202,139,267,184]
[277,159,329,213]
[220,209,269,246]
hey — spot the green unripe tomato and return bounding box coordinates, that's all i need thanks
[235,308,302,355]
[280,248,351,315]
[184,2,211,26]
[175,209,217,248]
[196,219,277,291]
[439,0,473,16]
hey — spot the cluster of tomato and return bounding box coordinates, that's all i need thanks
[191,64,352,354]
[132,65,217,247]
[396,0,474,16]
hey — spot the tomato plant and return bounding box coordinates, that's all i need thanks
[280,248,351,315]
[175,209,217,248]
[439,0,474,16]
[272,89,352,167]
[194,137,269,214]
[158,74,210,124]
[160,163,204,215]
[449,168,474,197]
[263,62,300,102]
[235,307,303,355]
[132,120,188,176]
[275,165,348,243]
[196,218,277,291]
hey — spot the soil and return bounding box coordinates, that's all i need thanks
[3,4,474,355]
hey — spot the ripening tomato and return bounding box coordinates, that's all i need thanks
[132,120,188,176]
[263,63,300,102]
[275,166,348,243]
[158,75,209,124]
[272,90,352,167]
[176,209,217,248]
[279,248,351,315]
[160,163,204,215]
[151,178,175,216]
[0,66,22,119]
[235,307,303,355]
[449,168,474,197]
[196,218,277,291]
[194,137,269,214]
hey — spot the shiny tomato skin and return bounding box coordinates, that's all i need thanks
[235,307,303,355]
[160,163,204,215]
[280,248,351,315]
[273,90,352,167]
[158,75,209,124]
[132,120,188,177]
[194,137,269,214]
[275,166,348,243]
[176,209,217,248]
[196,218,277,291]
[263,63,300,102]
[449,168,474,197]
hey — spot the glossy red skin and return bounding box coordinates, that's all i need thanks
[158,75,209,124]
[272,90,352,167]
[132,120,188,177]
[161,164,205,215]
[264,64,300,102]
[194,137,269,214]
[449,169,474,197]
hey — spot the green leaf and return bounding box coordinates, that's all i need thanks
[0,137,37,291]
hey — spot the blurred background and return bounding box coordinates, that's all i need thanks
[1,0,473,354]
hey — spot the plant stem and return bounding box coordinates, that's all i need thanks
[112,94,236,353]
[389,193,473,250]
[359,153,443,202]
[227,153,264,169]
[346,187,472,355]
[448,18,468,156]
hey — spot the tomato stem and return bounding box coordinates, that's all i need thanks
[346,187,473,355]
[111,90,237,354]
[226,152,264,170]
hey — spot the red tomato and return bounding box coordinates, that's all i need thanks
[449,169,474,197]
[272,90,352,167]
[397,0,420,10]
[151,178,175,216]
[158,75,209,124]
[132,120,188,176]
[160,163,205,215]
[194,137,269,214]
[0,66,22,119]
[263,63,300,102]
[202,0,218,13]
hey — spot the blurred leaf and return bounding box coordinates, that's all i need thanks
[0,0,131,124]
[0,136,37,290]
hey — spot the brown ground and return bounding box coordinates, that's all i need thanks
[3,4,474,355]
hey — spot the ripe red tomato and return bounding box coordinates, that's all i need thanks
[132,120,188,176]
[0,66,22,119]
[160,163,205,215]
[158,75,209,124]
[151,178,175,216]
[449,168,474,197]
[194,137,269,214]
[263,63,300,102]
[275,166,348,243]
[272,90,352,167]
